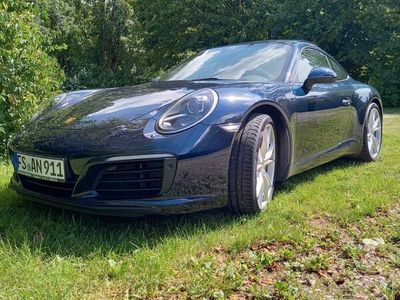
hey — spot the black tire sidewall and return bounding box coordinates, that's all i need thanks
[230,113,277,214]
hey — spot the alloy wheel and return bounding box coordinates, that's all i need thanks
[256,123,276,209]
[367,108,382,159]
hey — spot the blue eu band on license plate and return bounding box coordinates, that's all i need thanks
[11,152,19,169]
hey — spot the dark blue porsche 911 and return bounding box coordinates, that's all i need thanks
[9,40,383,216]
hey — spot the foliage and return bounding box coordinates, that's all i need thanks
[0,110,399,298]
[136,0,400,107]
[135,0,278,74]
[0,1,64,156]
[361,2,400,107]
[35,0,145,90]
[0,0,399,156]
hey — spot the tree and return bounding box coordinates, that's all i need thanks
[35,0,145,90]
[136,0,400,107]
[136,0,277,75]
[0,1,64,156]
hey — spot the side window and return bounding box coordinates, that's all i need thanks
[327,57,348,80]
[295,48,330,83]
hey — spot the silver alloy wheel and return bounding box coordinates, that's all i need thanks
[367,108,382,159]
[256,123,276,209]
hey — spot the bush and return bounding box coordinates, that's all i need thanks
[0,1,64,157]
[136,0,400,107]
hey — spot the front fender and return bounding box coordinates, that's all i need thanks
[202,83,293,126]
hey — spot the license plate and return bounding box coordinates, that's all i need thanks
[14,153,66,182]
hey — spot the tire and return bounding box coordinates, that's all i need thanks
[358,103,383,162]
[229,114,277,214]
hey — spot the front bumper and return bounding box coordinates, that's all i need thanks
[9,123,236,216]
[9,181,226,216]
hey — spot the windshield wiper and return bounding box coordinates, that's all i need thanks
[190,77,223,81]
[156,77,229,82]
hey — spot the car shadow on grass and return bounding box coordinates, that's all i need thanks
[0,157,365,258]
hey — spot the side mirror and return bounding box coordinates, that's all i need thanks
[302,67,337,92]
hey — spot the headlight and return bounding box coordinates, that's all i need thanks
[156,89,218,134]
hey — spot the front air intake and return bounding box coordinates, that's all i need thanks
[95,159,169,199]
[19,175,77,198]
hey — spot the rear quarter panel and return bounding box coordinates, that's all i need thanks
[351,81,383,143]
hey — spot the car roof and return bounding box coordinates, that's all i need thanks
[210,39,336,62]
[205,40,344,83]
[210,39,318,50]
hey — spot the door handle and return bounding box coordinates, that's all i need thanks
[342,98,352,106]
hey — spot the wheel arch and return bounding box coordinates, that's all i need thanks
[236,101,292,182]
[362,97,383,129]
[370,97,383,116]
[358,97,383,161]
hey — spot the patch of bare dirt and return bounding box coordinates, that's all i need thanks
[228,203,400,299]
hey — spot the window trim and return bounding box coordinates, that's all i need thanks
[326,55,349,81]
[290,46,349,83]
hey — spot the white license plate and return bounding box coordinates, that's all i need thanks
[15,153,66,182]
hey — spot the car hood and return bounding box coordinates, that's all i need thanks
[10,80,285,156]
[31,82,205,131]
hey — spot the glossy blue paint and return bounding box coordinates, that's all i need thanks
[8,40,382,216]
[301,67,337,91]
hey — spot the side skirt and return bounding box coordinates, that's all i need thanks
[287,139,360,178]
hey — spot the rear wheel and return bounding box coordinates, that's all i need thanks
[229,114,277,214]
[359,103,382,161]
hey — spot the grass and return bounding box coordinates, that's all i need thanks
[0,111,399,299]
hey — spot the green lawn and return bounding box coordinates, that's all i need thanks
[0,111,399,299]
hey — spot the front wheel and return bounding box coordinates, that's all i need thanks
[229,114,277,214]
[358,103,383,161]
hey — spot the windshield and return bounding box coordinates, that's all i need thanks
[161,42,293,83]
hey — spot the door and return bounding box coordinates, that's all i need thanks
[291,48,354,164]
